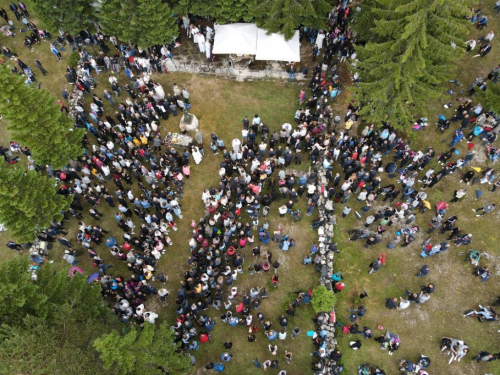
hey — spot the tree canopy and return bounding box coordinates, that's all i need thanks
[0,259,113,375]
[311,285,337,313]
[0,165,71,243]
[176,0,328,40]
[30,0,97,33]
[351,0,468,131]
[255,0,331,40]
[98,0,179,49]
[476,83,500,114]
[94,321,192,375]
[0,65,84,169]
[176,0,257,24]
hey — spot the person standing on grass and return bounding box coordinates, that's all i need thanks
[0,8,9,23]
[416,292,431,304]
[34,59,47,75]
[125,218,135,234]
[450,189,466,202]
[342,205,351,218]
[473,203,496,216]
[214,363,225,372]
[103,90,115,106]
[272,274,279,288]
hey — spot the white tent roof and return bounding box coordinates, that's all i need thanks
[256,29,300,62]
[212,23,258,55]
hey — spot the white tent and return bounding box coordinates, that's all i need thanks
[255,29,300,62]
[212,23,258,55]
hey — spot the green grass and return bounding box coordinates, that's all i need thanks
[1,1,500,375]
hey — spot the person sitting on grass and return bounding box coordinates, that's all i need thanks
[464,305,499,322]
[473,265,491,282]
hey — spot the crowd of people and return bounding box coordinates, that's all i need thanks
[2,1,500,374]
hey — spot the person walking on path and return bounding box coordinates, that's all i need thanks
[473,203,496,216]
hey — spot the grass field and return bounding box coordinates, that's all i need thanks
[1,1,500,375]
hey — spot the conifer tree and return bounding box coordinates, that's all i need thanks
[0,259,113,374]
[175,0,212,21]
[94,322,192,374]
[98,0,179,49]
[0,165,71,243]
[30,0,96,33]
[351,0,468,131]
[476,84,500,114]
[0,65,84,169]
[214,0,257,24]
[255,0,331,40]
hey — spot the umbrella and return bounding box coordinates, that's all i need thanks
[199,333,209,343]
[385,162,397,177]
[68,266,83,277]
[87,272,100,284]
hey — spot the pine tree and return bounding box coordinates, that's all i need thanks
[175,0,212,20]
[0,259,114,374]
[94,322,192,374]
[175,0,256,24]
[254,0,331,40]
[351,0,468,131]
[0,165,72,243]
[476,83,500,114]
[30,0,96,33]
[98,0,179,49]
[214,0,257,23]
[0,65,84,169]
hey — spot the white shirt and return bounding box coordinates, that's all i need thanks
[101,165,110,176]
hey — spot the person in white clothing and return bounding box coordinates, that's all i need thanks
[182,16,189,30]
[101,165,110,179]
[192,26,199,43]
[191,146,203,164]
[465,39,476,52]
[205,40,211,60]
[197,33,206,53]
[316,31,325,50]
[144,311,159,324]
[206,25,213,40]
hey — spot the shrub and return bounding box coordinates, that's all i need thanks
[311,286,337,313]
[67,51,81,68]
